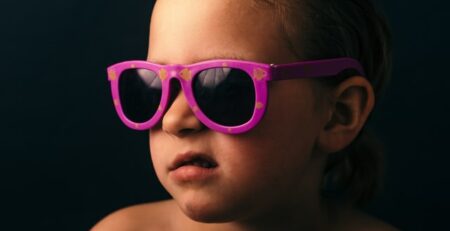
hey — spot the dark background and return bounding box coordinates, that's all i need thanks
[1,0,449,230]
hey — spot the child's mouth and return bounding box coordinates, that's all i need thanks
[177,156,217,169]
[170,153,218,170]
[169,153,219,183]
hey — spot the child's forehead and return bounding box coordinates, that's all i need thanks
[148,0,296,65]
[150,0,275,33]
[148,53,247,65]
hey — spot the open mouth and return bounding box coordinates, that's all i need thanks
[179,157,217,168]
[169,153,219,182]
[170,153,218,171]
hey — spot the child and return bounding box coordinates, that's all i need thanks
[94,0,397,230]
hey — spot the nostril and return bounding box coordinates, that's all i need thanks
[179,128,196,135]
[177,126,206,136]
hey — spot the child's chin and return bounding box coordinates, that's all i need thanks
[179,199,242,223]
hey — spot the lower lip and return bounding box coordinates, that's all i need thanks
[169,165,218,183]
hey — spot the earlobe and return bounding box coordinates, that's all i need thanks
[317,76,375,154]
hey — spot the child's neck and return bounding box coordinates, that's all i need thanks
[175,196,333,231]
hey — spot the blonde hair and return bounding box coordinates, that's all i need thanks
[255,0,392,206]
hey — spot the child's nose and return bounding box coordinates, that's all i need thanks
[162,89,204,137]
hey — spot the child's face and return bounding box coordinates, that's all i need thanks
[148,0,328,222]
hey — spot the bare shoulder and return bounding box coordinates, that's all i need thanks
[91,199,177,231]
[333,206,400,231]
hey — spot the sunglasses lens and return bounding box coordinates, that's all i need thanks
[118,68,162,123]
[193,67,255,126]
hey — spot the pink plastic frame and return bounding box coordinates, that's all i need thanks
[107,58,364,134]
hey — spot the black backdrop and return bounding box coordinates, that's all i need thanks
[1,0,449,230]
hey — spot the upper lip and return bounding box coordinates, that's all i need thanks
[169,152,218,171]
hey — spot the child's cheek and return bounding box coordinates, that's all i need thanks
[148,130,170,182]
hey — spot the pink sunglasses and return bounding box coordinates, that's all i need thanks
[107,58,364,134]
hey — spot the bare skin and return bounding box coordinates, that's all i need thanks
[93,200,398,231]
[93,0,399,230]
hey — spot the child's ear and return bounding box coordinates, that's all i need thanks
[316,76,375,154]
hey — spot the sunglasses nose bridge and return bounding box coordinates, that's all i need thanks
[164,67,196,112]
[164,65,193,82]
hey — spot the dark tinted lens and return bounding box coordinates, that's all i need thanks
[118,68,162,123]
[193,67,255,126]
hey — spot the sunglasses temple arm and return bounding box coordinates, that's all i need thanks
[270,58,365,81]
